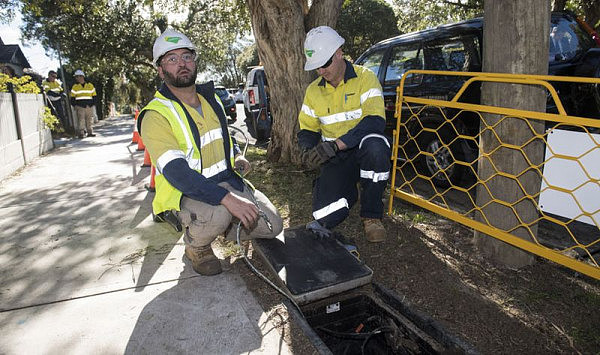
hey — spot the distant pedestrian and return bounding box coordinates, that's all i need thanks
[70,69,96,138]
[43,70,66,126]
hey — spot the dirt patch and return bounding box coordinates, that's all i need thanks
[223,148,600,354]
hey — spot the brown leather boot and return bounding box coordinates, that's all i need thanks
[362,218,386,242]
[184,245,222,275]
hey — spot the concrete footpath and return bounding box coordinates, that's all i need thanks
[0,115,291,354]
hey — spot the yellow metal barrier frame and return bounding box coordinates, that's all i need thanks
[388,70,600,280]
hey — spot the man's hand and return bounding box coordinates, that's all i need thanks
[301,141,338,169]
[221,192,259,229]
[234,155,251,176]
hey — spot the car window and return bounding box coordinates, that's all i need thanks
[359,49,386,77]
[422,35,481,73]
[215,88,229,99]
[549,17,593,63]
[384,44,423,85]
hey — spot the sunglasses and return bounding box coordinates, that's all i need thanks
[319,55,334,69]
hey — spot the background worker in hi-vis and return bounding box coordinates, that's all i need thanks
[70,69,96,138]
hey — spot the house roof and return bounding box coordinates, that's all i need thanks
[0,43,31,69]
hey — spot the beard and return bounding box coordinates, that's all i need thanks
[162,66,198,88]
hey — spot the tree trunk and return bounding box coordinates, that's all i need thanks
[582,0,600,31]
[474,0,550,268]
[551,0,566,11]
[246,0,343,163]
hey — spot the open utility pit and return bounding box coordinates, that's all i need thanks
[298,285,475,354]
[252,226,476,354]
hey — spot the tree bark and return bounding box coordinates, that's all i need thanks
[582,0,600,31]
[551,0,566,12]
[474,0,550,268]
[246,0,343,163]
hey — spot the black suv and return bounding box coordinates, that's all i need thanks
[215,85,237,123]
[355,11,600,186]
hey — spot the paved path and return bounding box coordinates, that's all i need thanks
[0,115,291,354]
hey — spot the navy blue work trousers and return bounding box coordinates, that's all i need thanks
[312,134,391,229]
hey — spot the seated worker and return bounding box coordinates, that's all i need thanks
[138,29,283,276]
[298,26,391,243]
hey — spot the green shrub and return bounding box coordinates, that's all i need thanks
[41,106,62,132]
[0,73,41,94]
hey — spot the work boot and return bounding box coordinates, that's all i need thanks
[184,244,222,275]
[87,133,96,137]
[362,218,386,242]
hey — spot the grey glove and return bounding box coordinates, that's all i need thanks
[301,141,338,169]
[306,220,332,238]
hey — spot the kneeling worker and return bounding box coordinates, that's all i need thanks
[298,26,391,242]
[139,29,283,275]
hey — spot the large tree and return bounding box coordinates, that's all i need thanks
[17,0,249,112]
[391,0,482,33]
[246,0,344,163]
[0,0,19,23]
[337,0,400,61]
[390,0,599,34]
[554,0,600,29]
[473,0,550,268]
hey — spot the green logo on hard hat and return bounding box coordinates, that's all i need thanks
[165,36,181,43]
[305,49,314,57]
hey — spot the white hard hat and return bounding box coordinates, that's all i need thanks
[74,69,85,76]
[303,26,345,71]
[153,28,196,66]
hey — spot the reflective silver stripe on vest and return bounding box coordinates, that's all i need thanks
[301,104,317,118]
[71,89,95,95]
[200,128,223,148]
[360,88,382,104]
[203,159,228,178]
[75,96,93,100]
[360,170,389,183]
[359,134,390,149]
[156,149,186,175]
[313,197,349,220]
[153,98,195,163]
[319,108,362,126]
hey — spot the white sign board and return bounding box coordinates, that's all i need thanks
[539,129,600,226]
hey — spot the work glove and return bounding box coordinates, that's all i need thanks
[301,141,338,169]
[306,220,332,238]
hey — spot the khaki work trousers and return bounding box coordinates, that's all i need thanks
[175,181,283,248]
[75,106,94,136]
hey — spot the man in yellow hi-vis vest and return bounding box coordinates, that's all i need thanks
[42,70,65,126]
[138,29,283,275]
[70,69,96,138]
[298,26,391,243]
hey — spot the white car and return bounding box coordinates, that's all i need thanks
[242,66,271,142]
[233,89,244,103]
